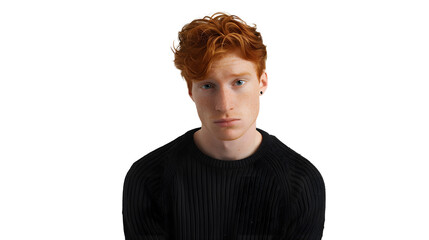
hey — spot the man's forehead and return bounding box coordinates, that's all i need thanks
[207,58,257,77]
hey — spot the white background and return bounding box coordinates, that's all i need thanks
[1,0,428,239]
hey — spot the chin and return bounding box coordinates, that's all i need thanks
[212,128,245,141]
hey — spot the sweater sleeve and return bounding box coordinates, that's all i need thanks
[122,161,168,240]
[282,165,326,240]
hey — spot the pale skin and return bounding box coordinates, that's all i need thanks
[189,51,268,160]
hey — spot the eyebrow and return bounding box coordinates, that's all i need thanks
[200,72,254,82]
[230,72,253,78]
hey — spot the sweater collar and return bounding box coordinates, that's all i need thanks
[185,128,272,169]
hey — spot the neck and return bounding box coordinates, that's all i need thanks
[193,126,262,161]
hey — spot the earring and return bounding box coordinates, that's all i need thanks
[260,91,263,95]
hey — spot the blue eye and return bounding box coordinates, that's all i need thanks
[235,80,245,86]
[201,83,213,89]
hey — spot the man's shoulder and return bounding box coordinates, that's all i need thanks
[125,129,196,177]
[265,133,324,182]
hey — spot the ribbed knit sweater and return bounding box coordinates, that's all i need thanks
[122,128,325,240]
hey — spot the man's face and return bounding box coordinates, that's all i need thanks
[189,51,268,141]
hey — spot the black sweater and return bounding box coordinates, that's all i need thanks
[122,128,325,240]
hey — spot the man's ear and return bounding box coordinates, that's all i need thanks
[259,71,268,94]
[188,83,194,101]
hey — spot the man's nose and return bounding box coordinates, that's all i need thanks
[215,87,234,112]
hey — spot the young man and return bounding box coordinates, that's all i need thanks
[123,13,325,239]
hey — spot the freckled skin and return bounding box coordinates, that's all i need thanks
[189,51,268,143]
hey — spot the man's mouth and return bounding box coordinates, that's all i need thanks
[214,118,240,127]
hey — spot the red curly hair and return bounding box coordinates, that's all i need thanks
[173,12,267,90]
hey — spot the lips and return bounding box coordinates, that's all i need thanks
[214,118,240,127]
